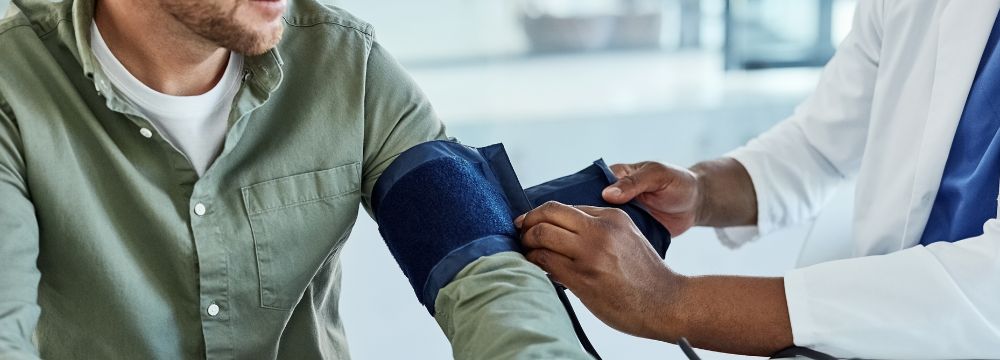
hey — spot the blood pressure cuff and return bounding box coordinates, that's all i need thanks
[523,159,670,259]
[371,140,669,314]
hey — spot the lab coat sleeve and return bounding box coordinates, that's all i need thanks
[785,219,1000,358]
[360,40,589,359]
[0,99,42,360]
[716,0,885,247]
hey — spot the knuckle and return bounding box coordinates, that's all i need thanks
[607,208,630,221]
[620,174,640,186]
[539,201,562,214]
[530,223,550,241]
[529,250,549,266]
[578,263,602,279]
[649,162,669,172]
[610,163,630,177]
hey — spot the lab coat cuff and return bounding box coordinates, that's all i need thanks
[784,268,819,348]
[713,226,759,249]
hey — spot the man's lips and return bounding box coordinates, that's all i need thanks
[249,0,286,18]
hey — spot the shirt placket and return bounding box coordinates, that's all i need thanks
[118,102,237,359]
[88,44,283,358]
[190,191,233,360]
[89,71,249,360]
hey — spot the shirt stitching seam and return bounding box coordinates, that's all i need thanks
[281,16,373,38]
[0,17,66,40]
[242,164,356,189]
[0,22,31,38]
[244,189,359,216]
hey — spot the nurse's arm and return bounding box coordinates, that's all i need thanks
[516,202,792,356]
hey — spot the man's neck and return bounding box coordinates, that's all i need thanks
[94,0,231,96]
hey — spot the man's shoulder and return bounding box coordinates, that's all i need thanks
[284,0,373,41]
[0,5,56,98]
[0,9,34,42]
[0,0,68,40]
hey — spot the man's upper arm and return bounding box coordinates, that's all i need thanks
[718,0,885,244]
[359,39,447,211]
[358,39,589,359]
[0,99,42,359]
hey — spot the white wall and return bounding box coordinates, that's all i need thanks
[334,0,530,63]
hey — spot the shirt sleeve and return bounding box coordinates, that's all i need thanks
[716,0,885,247]
[784,219,1000,358]
[359,40,590,359]
[0,100,42,360]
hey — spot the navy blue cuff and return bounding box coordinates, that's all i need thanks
[421,234,521,312]
[372,140,525,314]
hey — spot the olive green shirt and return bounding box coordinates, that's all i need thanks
[0,0,589,358]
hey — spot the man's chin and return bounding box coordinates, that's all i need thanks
[232,25,284,56]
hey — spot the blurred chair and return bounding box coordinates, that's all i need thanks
[519,0,664,53]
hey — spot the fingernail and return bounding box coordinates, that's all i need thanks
[514,215,525,228]
[603,186,622,198]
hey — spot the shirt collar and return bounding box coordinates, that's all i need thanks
[14,0,285,110]
[71,0,98,80]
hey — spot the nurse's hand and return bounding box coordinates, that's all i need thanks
[515,201,793,356]
[601,161,703,236]
[602,158,758,234]
[514,201,684,340]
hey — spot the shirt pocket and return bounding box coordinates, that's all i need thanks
[241,162,362,310]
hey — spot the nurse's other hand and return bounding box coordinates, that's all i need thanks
[602,161,702,236]
[515,202,684,340]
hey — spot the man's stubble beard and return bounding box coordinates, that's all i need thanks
[160,0,284,56]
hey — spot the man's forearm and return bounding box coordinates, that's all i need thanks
[650,275,793,356]
[690,157,758,228]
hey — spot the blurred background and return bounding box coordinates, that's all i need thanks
[0,0,858,358]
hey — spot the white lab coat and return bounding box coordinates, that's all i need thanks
[718,0,1000,358]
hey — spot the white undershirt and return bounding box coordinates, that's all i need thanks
[90,21,243,176]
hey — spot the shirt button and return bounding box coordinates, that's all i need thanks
[139,128,153,138]
[194,203,207,216]
[207,303,220,317]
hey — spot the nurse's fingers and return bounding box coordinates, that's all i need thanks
[525,248,577,285]
[603,162,671,204]
[609,163,634,179]
[571,205,619,217]
[515,201,593,233]
[520,222,584,260]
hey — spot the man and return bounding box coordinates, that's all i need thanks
[0,0,590,358]
[517,0,1000,358]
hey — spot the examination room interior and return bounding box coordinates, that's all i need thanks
[0,0,858,358]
